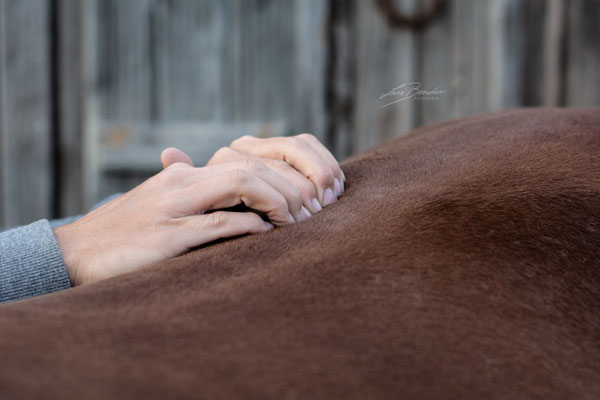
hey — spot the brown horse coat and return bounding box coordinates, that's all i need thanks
[1,108,599,399]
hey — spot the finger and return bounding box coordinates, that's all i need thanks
[259,158,322,214]
[176,169,295,226]
[296,133,345,194]
[177,211,274,249]
[161,147,195,169]
[208,147,311,219]
[162,161,303,221]
[230,135,336,207]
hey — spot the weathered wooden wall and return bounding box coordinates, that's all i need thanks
[0,0,599,228]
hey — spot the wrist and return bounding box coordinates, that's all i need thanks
[53,223,84,286]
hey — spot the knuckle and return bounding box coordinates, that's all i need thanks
[227,168,251,186]
[206,211,229,229]
[160,165,184,184]
[231,134,254,147]
[293,136,309,148]
[212,146,233,161]
[297,133,316,142]
[264,159,288,170]
[242,158,266,173]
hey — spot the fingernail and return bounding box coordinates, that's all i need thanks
[288,213,296,224]
[300,206,311,221]
[264,222,274,230]
[334,178,342,195]
[311,198,323,213]
[323,188,336,205]
[341,170,346,182]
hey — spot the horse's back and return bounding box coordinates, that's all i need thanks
[1,108,599,399]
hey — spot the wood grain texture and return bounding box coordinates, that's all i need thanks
[0,0,53,228]
[565,0,600,106]
[0,0,6,228]
[353,0,418,153]
[326,0,357,158]
[55,0,86,217]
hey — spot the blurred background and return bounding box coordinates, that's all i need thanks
[0,0,598,228]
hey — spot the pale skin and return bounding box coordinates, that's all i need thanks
[53,134,345,286]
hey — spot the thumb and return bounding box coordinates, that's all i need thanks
[161,147,195,169]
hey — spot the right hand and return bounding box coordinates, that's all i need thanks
[54,158,301,286]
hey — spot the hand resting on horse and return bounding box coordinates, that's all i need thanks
[53,134,345,286]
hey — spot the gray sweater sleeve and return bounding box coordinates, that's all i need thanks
[0,192,123,303]
[0,219,71,302]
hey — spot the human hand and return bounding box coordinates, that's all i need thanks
[206,133,345,213]
[54,134,344,286]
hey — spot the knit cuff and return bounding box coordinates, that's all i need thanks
[0,219,71,302]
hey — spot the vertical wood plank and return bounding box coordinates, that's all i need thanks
[325,0,357,158]
[81,0,101,209]
[353,0,418,154]
[95,0,154,122]
[159,0,225,121]
[468,0,493,114]
[541,0,567,105]
[228,0,296,124]
[462,0,525,113]
[514,0,548,106]
[55,0,87,217]
[0,0,53,228]
[477,0,514,111]
[293,0,327,141]
[418,0,453,126]
[0,0,6,228]
[449,0,476,117]
[565,0,600,106]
